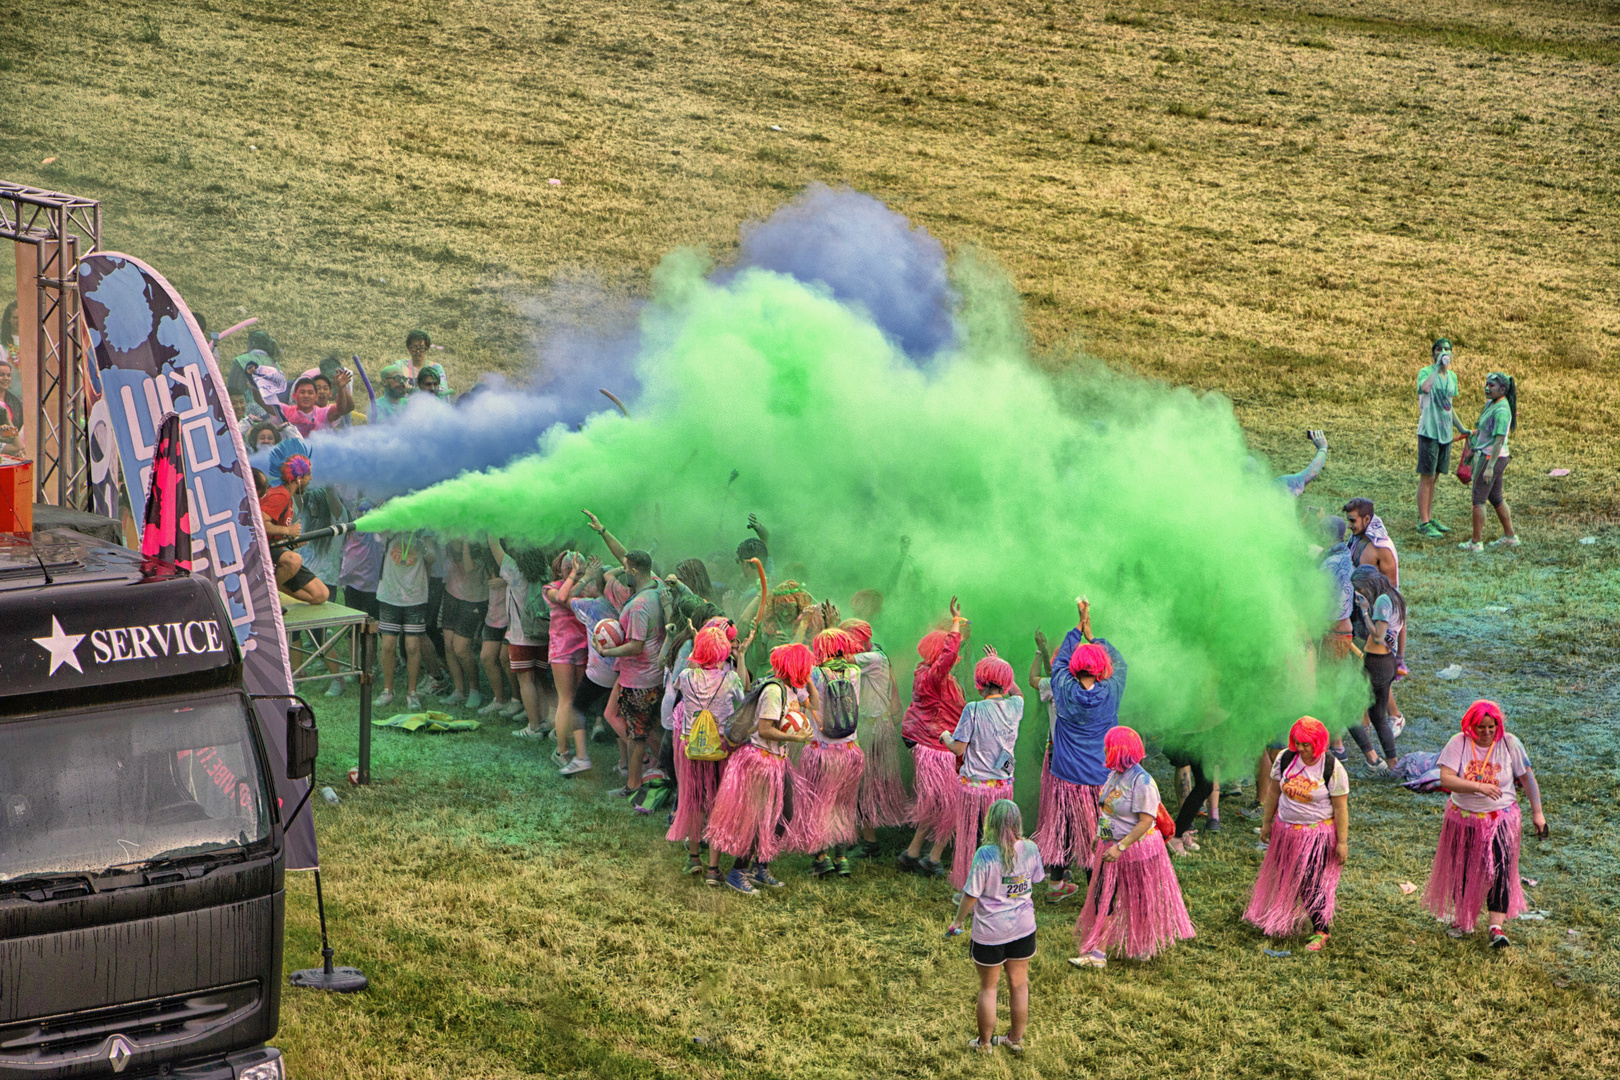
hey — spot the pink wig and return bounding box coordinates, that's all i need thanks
[917,630,950,664]
[703,615,738,641]
[1069,642,1114,681]
[1461,699,1505,745]
[278,454,311,485]
[689,626,732,670]
[839,618,874,653]
[770,642,815,688]
[1288,717,1330,760]
[813,628,858,666]
[974,653,1016,695]
[1103,726,1145,773]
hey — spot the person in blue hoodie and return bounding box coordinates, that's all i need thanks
[1031,597,1127,902]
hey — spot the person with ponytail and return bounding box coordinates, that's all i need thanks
[1034,597,1125,902]
[668,623,747,886]
[1456,372,1519,551]
[1244,717,1350,952]
[706,642,817,894]
[1423,700,1546,948]
[1070,726,1195,968]
[898,598,971,877]
[843,617,909,858]
[939,647,1024,890]
[794,628,867,877]
[947,799,1041,1054]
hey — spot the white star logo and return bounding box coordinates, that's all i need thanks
[33,616,86,676]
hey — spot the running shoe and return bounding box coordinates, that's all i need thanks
[1458,540,1484,552]
[559,758,593,776]
[723,869,758,895]
[1488,535,1521,548]
[1306,931,1330,952]
[325,677,346,698]
[1416,521,1443,538]
[477,699,509,716]
[1067,952,1107,969]
[1047,880,1081,903]
[967,1038,992,1053]
[607,786,634,798]
[1446,925,1469,939]
[897,852,922,874]
[406,694,422,711]
[550,751,571,768]
[1489,927,1512,949]
[1330,745,1349,762]
[1432,520,1452,533]
[918,857,947,878]
[684,854,703,875]
[440,689,466,707]
[464,690,483,710]
[992,1036,1024,1054]
[750,864,786,889]
[590,721,612,743]
[704,868,722,888]
[512,726,545,738]
[499,700,526,718]
[375,689,395,707]
[809,856,835,878]
[857,840,882,859]
[836,856,851,877]
[1205,817,1222,833]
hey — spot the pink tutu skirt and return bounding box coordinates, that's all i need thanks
[705,746,790,863]
[1243,819,1342,936]
[1077,832,1195,959]
[1422,802,1525,932]
[908,742,959,841]
[858,716,912,828]
[1032,765,1099,872]
[666,743,729,843]
[788,741,866,852]
[950,776,1014,889]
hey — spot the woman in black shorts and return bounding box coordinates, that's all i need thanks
[946,800,1040,1054]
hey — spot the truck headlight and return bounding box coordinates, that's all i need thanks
[238,1060,285,1080]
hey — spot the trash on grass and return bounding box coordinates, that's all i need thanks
[1548,468,1571,477]
[1521,876,1539,888]
[1436,664,1464,680]
[1399,882,1417,895]
[320,786,339,805]
[1579,537,1597,545]
[548,178,562,186]
[1263,949,1291,958]
[1516,910,1552,921]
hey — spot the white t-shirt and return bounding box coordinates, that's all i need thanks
[951,695,1023,782]
[377,533,432,608]
[499,556,537,648]
[1438,732,1531,814]
[752,682,808,757]
[1037,677,1056,737]
[965,839,1045,946]
[853,650,895,721]
[1271,753,1350,826]
[1098,764,1161,841]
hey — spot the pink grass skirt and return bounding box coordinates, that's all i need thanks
[788,741,866,852]
[908,742,959,841]
[705,746,790,863]
[858,716,912,828]
[1077,832,1196,959]
[1243,819,1342,936]
[949,777,1014,889]
[666,743,729,843]
[1032,764,1099,872]
[1422,802,1525,932]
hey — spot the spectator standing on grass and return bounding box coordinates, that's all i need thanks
[1343,496,1407,693]
[947,799,1040,1055]
[377,530,439,712]
[584,509,668,796]
[489,537,552,737]
[1416,338,1459,538]
[1347,566,1404,771]
[1455,372,1519,552]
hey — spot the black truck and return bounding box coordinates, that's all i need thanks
[0,528,303,1080]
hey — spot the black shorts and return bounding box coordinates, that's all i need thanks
[378,601,429,636]
[344,587,380,622]
[1417,435,1452,476]
[971,931,1037,967]
[284,564,317,593]
[482,621,508,644]
[440,595,489,640]
[1471,455,1508,507]
[572,676,614,719]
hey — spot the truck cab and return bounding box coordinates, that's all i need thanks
[0,529,286,1080]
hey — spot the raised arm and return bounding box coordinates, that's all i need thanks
[488,536,507,567]
[582,509,629,567]
[747,512,770,547]
[332,367,355,416]
[1029,630,1052,690]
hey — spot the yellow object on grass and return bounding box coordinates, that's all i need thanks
[372,712,481,733]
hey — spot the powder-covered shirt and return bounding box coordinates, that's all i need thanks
[900,630,966,745]
[1272,753,1350,826]
[378,533,433,608]
[339,529,386,592]
[1416,364,1458,442]
[1320,543,1355,623]
[1049,632,1126,787]
[546,579,589,661]
[571,596,618,687]
[277,401,339,438]
[445,545,490,604]
[1371,593,1405,641]
[499,556,538,648]
[1438,732,1531,814]
[964,839,1045,947]
[753,682,809,757]
[853,650,895,721]
[952,695,1023,782]
[486,576,509,629]
[675,665,745,735]
[809,664,862,747]
[1037,677,1056,737]
[1471,398,1512,459]
[614,584,665,690]
[1098,764,1160,841]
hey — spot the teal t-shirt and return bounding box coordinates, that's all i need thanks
[1416,365,1457,441]
[1471,398,1512,458]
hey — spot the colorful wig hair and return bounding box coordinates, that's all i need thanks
[917,629,951,664]
[770,642,815,688]
[1069,642,1114,682]
[974,651,1016,695]
[1461,699,1505,745]
[813,628,858,666]
[981,799,1024,871]
[278,455,311,485]
[1103,726,1146,773]
[1288,717,1330,761]
[689,625,732,670]
[703,615,738,641]
[840,618,874,653]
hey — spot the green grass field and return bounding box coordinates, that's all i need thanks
[3,0,1620,1076]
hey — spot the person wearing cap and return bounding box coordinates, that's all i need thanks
[1455,372,1520,552]
[1416,338,1460,538]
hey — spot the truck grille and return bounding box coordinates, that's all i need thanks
[0,981,258,1067]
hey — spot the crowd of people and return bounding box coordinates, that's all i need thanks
[243,329,1544,1055]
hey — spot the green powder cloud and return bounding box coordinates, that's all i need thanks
[360,246,1366,797]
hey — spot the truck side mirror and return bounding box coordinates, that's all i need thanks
[287,702,319,780]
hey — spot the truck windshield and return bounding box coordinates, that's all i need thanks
[0,693,271,882]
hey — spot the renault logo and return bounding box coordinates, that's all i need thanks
[107,1034,134,1073]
